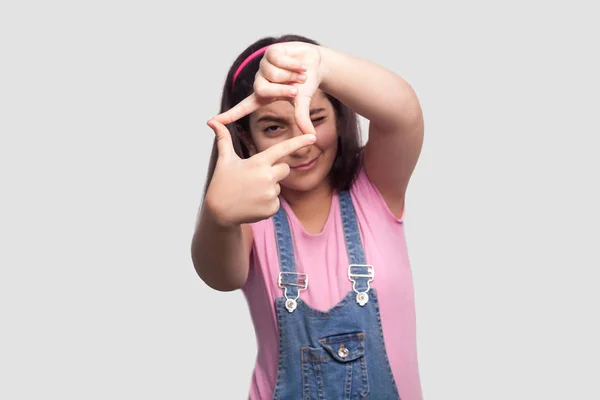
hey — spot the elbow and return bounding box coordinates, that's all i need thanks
[190,252,245,292]
[207,280,244,292]
[201,273,245,292]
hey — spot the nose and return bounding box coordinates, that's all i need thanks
[289,125,312,157]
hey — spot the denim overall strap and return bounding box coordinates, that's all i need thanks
[339,190,373,297]
[272,204,306,306]
[339,190,367,265]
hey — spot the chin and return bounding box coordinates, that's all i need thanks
[281,171,329,193]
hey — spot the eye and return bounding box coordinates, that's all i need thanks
[312,116,326,124]
[264,125,282,133]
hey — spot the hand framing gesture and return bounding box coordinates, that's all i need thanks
[214,42,324,136]
[205,119,316,227]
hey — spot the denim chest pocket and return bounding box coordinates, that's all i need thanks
[301,332,370,400]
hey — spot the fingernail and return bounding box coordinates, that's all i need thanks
[307,134,316,142]
[297,74,307,82]
[290,87,298,95]
[301,65,308,71]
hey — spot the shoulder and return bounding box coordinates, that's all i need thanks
[246,217,276,263]
[349,154,405,224]
[247,217,272,242]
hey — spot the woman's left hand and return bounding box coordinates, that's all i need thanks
[214,42,325,136]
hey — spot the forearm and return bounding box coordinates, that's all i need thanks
[191,204,249,292]
[318,46,421,132]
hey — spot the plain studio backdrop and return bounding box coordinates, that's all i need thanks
[1,1,599,399]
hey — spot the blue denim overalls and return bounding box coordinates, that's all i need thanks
[271,191,401,399]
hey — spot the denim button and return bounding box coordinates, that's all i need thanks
[285,299,297,312]
[338,346,349,358]
[357,292,369,306]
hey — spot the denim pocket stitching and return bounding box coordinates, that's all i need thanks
[358,351,370,399]
[371,290,400,398]
[272,299,287,400]
[301,336,369,400]
[301,348,310,400]
[319,332,365,345]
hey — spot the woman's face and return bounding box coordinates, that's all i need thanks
[247,90,338,193]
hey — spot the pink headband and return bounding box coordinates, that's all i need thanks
[232,45,270,85]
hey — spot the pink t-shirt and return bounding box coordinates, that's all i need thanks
[242,164,423,400]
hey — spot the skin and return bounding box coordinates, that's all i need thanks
[246,90,339,233]
[191,42,423,291]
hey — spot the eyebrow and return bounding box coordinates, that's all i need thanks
[256,108,327,124]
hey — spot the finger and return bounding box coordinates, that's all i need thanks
[254,74,299,99]
[207,119,235,160]
[213,93,261,125]
[294,94,316,136]
[271,163,291,182]
[262,62,307,84]
[259,133,317,165]
[266,46,307,73]
[270,196,281,217]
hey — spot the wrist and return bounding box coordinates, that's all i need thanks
[202,195,238,231]
[316,45,334,92]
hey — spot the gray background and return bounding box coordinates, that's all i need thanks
[1,0,599,399]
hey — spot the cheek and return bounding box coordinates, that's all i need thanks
[250,133,279,154]
[315,126,338,154]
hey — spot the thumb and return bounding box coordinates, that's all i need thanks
[294,94,316,136]
[207,119,236,160]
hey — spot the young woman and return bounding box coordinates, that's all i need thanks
[192,34,424,400]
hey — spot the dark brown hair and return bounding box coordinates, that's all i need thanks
[203,34,363,196]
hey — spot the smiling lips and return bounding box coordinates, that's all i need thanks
[291,154,320,171]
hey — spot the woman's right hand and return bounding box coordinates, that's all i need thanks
[204,119,316,227]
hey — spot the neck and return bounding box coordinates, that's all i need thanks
[281,180,334,233]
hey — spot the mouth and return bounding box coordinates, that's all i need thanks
[291,154,320,171]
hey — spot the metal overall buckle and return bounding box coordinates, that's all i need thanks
[278,272,308,312]
[348,264,374,306]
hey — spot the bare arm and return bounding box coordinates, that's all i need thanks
[191,202,253,292]
[319,47,424,217]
